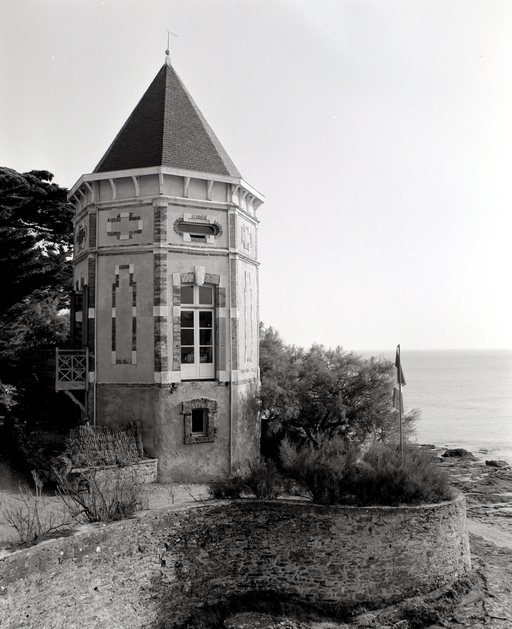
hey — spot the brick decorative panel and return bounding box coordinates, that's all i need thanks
[154,205,167,243]
[107,213,144,241]
[229,212,236,249]
[218,287,226,308]
[229,259,237,309]
[111,264,137,365]
[87,257,96,357]
[172,282,181,372]
[153,253,168,373]
[88,212,97,249]
[153,254,167,308]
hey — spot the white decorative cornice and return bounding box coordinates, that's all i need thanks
[68,165,264,208]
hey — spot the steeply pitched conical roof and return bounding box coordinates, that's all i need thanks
[94,63,241,177]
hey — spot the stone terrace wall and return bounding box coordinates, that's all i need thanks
[70,458,158,484]
[0,496,470,629]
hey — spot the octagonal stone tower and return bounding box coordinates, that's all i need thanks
[68,57,264,481]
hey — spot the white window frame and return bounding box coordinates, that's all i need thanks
[180,284,215,380]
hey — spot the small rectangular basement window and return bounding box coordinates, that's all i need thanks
[191,408,207,435]
[182,398,217,444]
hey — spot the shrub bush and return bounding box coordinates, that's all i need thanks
[279,438,453,506]
[279,437,358,504]
[207,474,247,500]
[353,443,454,506]
[207,458,284,500]
[57,469,148,523]
[243,458,283,499]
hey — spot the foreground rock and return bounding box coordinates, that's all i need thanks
[442,448,478,460]
[485,460,510,468]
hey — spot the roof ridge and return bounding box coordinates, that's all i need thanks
[94,64,241,177]
[162,65,241,178]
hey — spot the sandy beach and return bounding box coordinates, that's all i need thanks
[2,450,512,628]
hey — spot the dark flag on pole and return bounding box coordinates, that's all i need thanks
[393,344,406,455]
[392,345,406,412]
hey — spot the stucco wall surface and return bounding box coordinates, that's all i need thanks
[154,381,231,483]
[95,381,260,483]
[0,496,470,629]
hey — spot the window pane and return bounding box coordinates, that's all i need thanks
[199,311,212,328]
[181,311,194,327]
[181,329,194,345]
[199,329,212,345]
[181,347,194,364]
[178,222,216,236]
[199,286,213,305]
[200,347,213,363]
[180,286,194,304]
[191,409,206,434]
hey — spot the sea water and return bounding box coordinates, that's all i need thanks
[362,349,512,464]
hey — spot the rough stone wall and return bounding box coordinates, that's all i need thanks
[70,459,158,484]
[0,496,470,629]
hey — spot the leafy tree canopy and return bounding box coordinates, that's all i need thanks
[259,325,302,430]
[259,324,418,453]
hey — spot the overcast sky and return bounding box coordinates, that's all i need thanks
[1,0,511,351]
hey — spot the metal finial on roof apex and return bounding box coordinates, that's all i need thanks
[166,30,178,65]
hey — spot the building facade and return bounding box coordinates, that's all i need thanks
[67,58,264,481]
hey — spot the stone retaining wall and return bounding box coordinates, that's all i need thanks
[0,495,470,629]
[70,458,158,484]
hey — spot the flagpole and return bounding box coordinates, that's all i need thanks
[398,344,403,456]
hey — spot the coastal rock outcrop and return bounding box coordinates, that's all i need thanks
[442,448,477,460]
[485,459,510,468]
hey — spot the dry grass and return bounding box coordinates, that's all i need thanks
[0,471,70,545]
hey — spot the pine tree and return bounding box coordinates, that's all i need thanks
[0,168,73,420]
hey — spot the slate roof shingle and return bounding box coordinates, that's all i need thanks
[94,63,241,178]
